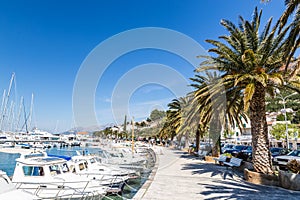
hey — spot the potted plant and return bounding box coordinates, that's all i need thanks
[244,168,279,186]
[279,159,300,191]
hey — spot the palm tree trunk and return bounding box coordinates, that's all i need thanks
[210,113,221,157]
[184,131,189,148]
[177,135,182,149]
[195,125,200,152]
[250,84,273,174]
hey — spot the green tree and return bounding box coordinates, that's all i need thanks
[141,121,147,127]
[292,110,300,124]
[199,8,294,174]
[150,109,166,121]
[102,127,113,137]
[270,123,299,140]
[276,113,293,121]
[159,110,177,140]
[93,130,102,137]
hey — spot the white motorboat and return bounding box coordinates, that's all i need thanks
[12,151,108,199]
[0,170,40,200]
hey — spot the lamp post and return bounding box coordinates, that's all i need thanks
[275,89,297,149]
[131,117,135,156]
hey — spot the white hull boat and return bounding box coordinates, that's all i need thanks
[11,151,108,199]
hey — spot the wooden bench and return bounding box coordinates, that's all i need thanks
[213,155,227,165]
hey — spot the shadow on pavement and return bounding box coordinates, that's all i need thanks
[198,179,300,200]
[178,152,300,199]
[180,157,243,180]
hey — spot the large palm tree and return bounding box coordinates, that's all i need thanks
[199,7,293,174]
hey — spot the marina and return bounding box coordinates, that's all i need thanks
[0,1,299,199]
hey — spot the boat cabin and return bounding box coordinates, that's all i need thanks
[12,152,70,183]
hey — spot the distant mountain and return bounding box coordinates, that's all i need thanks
[63,124,116,134]
[62,120,162,135]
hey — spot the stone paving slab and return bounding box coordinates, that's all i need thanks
[133,147,300,200]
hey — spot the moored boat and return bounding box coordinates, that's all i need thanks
[11,151,108,199]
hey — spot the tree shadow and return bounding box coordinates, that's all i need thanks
[170,149,189,155]
[198,179,300,200]
[181,160,244,180]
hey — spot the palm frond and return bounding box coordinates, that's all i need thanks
[243,83,255,111]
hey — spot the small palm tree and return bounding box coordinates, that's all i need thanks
[190,71,247,157]
[167,98,183,133]
[166,96,194,148]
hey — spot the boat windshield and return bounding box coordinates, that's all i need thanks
[49,164,62,176]
[78,161,88,171]
[98,150,110,159]
[62,163,69,173]
[94,157,101,163]
[89,157,97,164]
[23,166,44,176]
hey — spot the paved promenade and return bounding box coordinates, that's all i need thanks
[133,147,300,200]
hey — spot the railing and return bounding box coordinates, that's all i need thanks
[14,179,106,199]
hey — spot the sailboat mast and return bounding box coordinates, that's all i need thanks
[22,99,28,133]
[0,90,6,117]
[16,96,23,132]
[7,101,14,131]
[27,93,34,131]
[0,73,15,130]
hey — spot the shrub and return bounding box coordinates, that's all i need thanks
[222,153,232,158]
[287,159,300,174]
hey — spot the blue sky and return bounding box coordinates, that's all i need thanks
[0,0,286,132]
